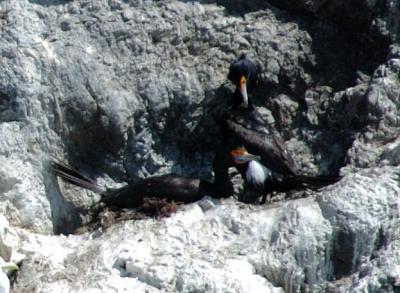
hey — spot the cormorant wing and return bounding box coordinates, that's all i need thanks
[223,113,298,175]
[103,175,209,206]
[227,106,272,136]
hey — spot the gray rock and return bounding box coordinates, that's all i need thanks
[317,167,400,281]
[9,167,400,292]
[345,56,400,168]
[0,0,399,291]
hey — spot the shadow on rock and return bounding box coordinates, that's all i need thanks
[42,162,84,235]
[179,0,271,16]
[28,0,72,6]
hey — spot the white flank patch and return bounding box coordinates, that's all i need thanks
[246,161,267,186]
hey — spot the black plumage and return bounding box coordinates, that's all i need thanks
[219,55,341,203]
[230,147,341,204]
[222,90,298,175]
[221,54,298,176]
[51,157,233,209]
[228,53,258,92]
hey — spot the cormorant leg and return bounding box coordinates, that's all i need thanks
[260,193,268,205]
[239,184,263,204]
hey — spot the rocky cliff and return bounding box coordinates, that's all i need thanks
[0,0,399,292]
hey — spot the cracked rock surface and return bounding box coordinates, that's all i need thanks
[0,0,399,292]
[9,167,400,292]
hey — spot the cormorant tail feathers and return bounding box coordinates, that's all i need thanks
[50,160,106,194]
[293,174,342,191]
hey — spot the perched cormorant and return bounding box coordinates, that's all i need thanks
[51,157,233,210]
[221,54,298,176]
[230,147,341,204]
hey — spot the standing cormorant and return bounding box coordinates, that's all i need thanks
[230,147,341,203]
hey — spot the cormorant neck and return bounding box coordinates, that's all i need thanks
[231,88,252,109]
[212,148,234,198]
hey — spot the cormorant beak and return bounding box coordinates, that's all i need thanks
[239,76,249,107]
[1,262,19,274]
[234,153,261,164]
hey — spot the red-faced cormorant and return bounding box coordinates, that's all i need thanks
[51,158,233,210]
[230,147,341,204]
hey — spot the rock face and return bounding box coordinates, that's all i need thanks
[9,167,400,292]
[0,0,399,292]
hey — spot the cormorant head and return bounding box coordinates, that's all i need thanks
[228,54,257,107]
[230,147,260,165]
[228,54,254,86]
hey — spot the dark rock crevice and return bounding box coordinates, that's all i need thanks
[62,104,124,166]
[28,0,73,7]
[179,0,272,16]
[330,227,356,279]
[0,90,23,123]
[42,163,84,235]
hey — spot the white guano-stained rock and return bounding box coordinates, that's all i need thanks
[9,167,400,292]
